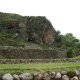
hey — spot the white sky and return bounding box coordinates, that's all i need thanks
[0,0,80,38]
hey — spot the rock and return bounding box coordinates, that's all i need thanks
[13,74,20,80]
[62,75,69,80]
[0,12,56,45]
[2,73,13,80]
[26,17,56,44]
[55,72,61,79]
[49,71,55,78]
[75,70,80,76]
[42,30,55,45]
[43,72,51,80]
[12,33,19,38]
[61,71,67,75]
[19,73,33,80]
[33,72,38,76]
[70,76,78,80]
[79,75,80,80]
[33,73,43,80]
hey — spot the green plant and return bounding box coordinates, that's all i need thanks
[67,48,74,58]
[67,71,76,78]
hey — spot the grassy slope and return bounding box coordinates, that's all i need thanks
[0,12,23,22]
[0,12,26,46]
[0,62,80,74]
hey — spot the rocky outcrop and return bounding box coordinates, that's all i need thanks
[24,17,55,44]
[0,12,56,45]
[42,29,55,45]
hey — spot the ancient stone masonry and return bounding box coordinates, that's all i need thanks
[0,58,79,64]
[1,70,80,80]
[0,49,67,59]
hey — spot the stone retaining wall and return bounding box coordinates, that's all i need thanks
[0,49,67,59]
[0,58,79,64]
[1,70,80,80]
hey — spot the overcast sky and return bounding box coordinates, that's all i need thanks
[0,0,80,38]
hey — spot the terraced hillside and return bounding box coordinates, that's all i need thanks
[0,12,80,77]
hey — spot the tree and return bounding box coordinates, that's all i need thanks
[64,33,80,49]
[55,32,80,57]
[54,30,61,47]
[54,31,66,48]
[64,33,80,57]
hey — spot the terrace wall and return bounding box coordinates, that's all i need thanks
[0,49,67,59]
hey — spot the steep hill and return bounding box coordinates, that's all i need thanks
[0,12,56,47]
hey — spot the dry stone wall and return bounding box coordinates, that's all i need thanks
[0,49,67,59]
[0,58,79,64]
[1,70,80,80]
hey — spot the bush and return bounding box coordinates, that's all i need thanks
[67,48,74,58]
[67,71,76,78]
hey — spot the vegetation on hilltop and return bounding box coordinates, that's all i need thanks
[0,12,55,46]
[0,12,23,22]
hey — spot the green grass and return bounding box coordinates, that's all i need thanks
[0,62,80,74]
[74,55,80,58]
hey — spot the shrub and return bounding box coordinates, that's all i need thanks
[67,71,76,78]
[67,48,74,58]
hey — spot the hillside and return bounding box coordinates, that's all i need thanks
[0,12,56,47]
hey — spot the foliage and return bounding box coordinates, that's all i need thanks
[0,30,26,46]
[67,48,74,58]
[0,12,23,22]
[55,32,80,57]
[26,16,55,43]
[67,71,76,78]
[0,12,55,45]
